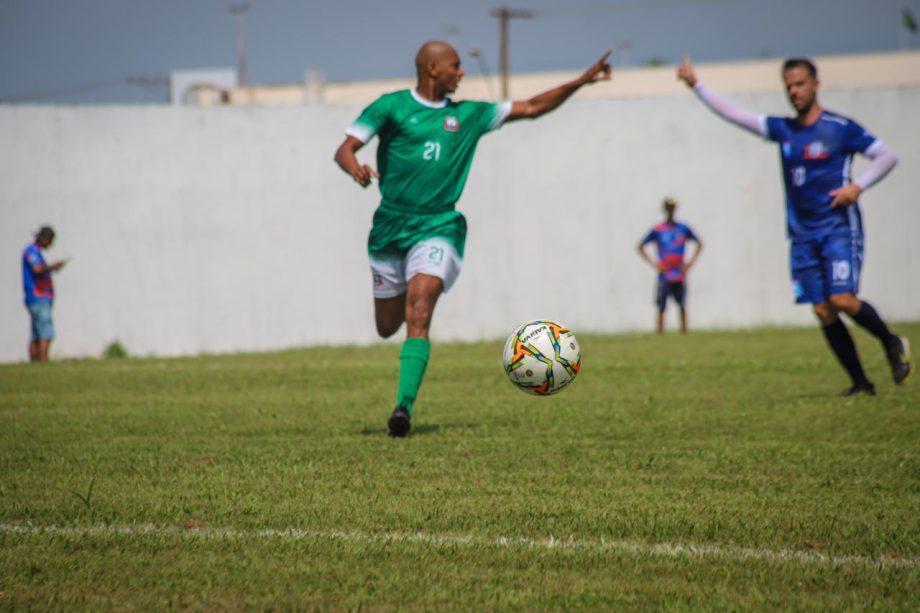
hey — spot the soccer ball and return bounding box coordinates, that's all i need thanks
[502,320,581,395]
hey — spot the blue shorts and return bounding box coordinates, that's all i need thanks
[655,279,685,311]
[789,232,863,304]
[27,301,55,341]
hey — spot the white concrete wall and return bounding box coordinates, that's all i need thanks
[2,88,918,362]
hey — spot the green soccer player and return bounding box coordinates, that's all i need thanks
[335,41,611,436]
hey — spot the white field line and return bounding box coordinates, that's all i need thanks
[1,523,916,569]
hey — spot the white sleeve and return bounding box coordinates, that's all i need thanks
[693,82,768,138]
[854,140,898,191]
[345,123,373,144]
[489,101,513,131]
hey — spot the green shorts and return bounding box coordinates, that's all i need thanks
[368,202,467,259]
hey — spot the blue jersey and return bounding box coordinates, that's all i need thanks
[765,111,876,241]
[641,221,698,282]
[22,243,54,304]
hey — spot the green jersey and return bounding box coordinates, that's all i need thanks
[347,89,510,258]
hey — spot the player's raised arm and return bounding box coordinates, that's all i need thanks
[505,50,612,123]
[334,135,379,188]
[677,54,767,138]
[676,54,699,87]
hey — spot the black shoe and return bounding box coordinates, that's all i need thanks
[886,335,914,385]
[842,382,876,397]
[387,405,411,437]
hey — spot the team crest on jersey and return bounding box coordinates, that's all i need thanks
[443,116,460,132]
[803,141,829,159]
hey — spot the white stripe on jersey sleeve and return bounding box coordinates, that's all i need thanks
[819,114,848,126]
[345,122,374,143]
[489,101,513,131]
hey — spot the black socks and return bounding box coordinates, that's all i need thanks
[822,319,871,387]
[850,301,896,348]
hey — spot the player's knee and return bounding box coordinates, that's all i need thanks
[376,325,397,339]
[375,316,401,338]
[828,293,859,315]
[812,302,837,325]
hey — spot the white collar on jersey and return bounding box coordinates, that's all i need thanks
[411,89,450,109]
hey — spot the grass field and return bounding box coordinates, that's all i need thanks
[1,324,918,609]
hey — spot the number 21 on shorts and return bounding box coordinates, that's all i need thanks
[428,245,444,264]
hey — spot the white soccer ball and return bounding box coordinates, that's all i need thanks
[502,320,581,395]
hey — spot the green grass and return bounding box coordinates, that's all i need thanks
[1,324,918,609]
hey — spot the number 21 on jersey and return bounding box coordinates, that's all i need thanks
[423,141,441,161]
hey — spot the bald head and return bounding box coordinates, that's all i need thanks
[414,40,464,99]
[415,40,459,77]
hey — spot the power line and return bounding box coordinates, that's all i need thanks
[535,0,741,17]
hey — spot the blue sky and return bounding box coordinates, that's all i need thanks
[1,0,918,103]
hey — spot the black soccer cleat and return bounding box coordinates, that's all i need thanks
[842,382,876,397]
[886,335,914,385]
[387,405,412,437]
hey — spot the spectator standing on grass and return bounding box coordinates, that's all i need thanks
[335,40,611,436]
[22,226,67,362]
[676,55,912,395]
[637,197,703,334]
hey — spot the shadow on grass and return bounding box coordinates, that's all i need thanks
[358,423,452,436]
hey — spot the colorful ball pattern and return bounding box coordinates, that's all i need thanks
[502,320,581,395]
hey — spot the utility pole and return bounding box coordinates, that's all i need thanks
[468,47,495,101]
[489,6,534,99]
[227,2,250,85]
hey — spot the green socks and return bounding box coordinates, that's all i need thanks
[396,338,430,416]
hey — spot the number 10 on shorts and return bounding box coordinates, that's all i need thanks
[831,259,851,282]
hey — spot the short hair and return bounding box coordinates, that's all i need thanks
[782,58,817,79]
[663,197,677,208]
[35,225,55,240]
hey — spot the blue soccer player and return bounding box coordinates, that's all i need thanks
[677,55,911,395]
[637,197,703,334]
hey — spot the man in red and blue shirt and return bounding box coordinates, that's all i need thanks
[638,197,703,334]
[22,226,67,362]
